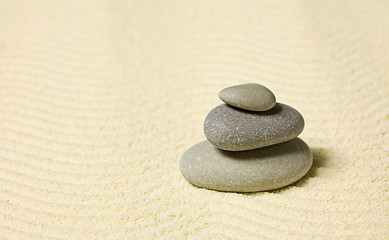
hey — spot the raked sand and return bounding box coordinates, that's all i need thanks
[0,0,388,239]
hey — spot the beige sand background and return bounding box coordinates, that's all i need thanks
[0,0,388,239]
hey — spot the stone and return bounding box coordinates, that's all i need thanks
[204,103,304,151]
[219,83,276,111]
[179,138,312,192]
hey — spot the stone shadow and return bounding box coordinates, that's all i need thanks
[243,147,329,195]
[269,147,328,193]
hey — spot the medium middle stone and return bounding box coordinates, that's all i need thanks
[204,103,304,151]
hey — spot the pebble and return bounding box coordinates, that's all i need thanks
[204,103,304,151]
[179,138,312,192]
[219,83,276,111]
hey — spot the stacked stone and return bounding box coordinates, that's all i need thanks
[180,83,312,192]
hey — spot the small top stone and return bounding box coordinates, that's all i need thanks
[219,83,276,111]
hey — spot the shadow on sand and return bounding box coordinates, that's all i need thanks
[243,147,328,195]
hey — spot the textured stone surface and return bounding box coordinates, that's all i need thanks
[219,83,276,111]
[179,138,313,192]
[204,103,304,151]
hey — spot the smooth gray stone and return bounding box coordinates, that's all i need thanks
[204,103,304,151]
[219,83,276,111]
[179,138,312,192]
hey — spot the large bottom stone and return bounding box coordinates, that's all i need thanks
[179,138,312,192]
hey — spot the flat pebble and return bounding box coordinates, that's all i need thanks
[204,103,304,151]
[179,138,313,192]
[219,83,276,111]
